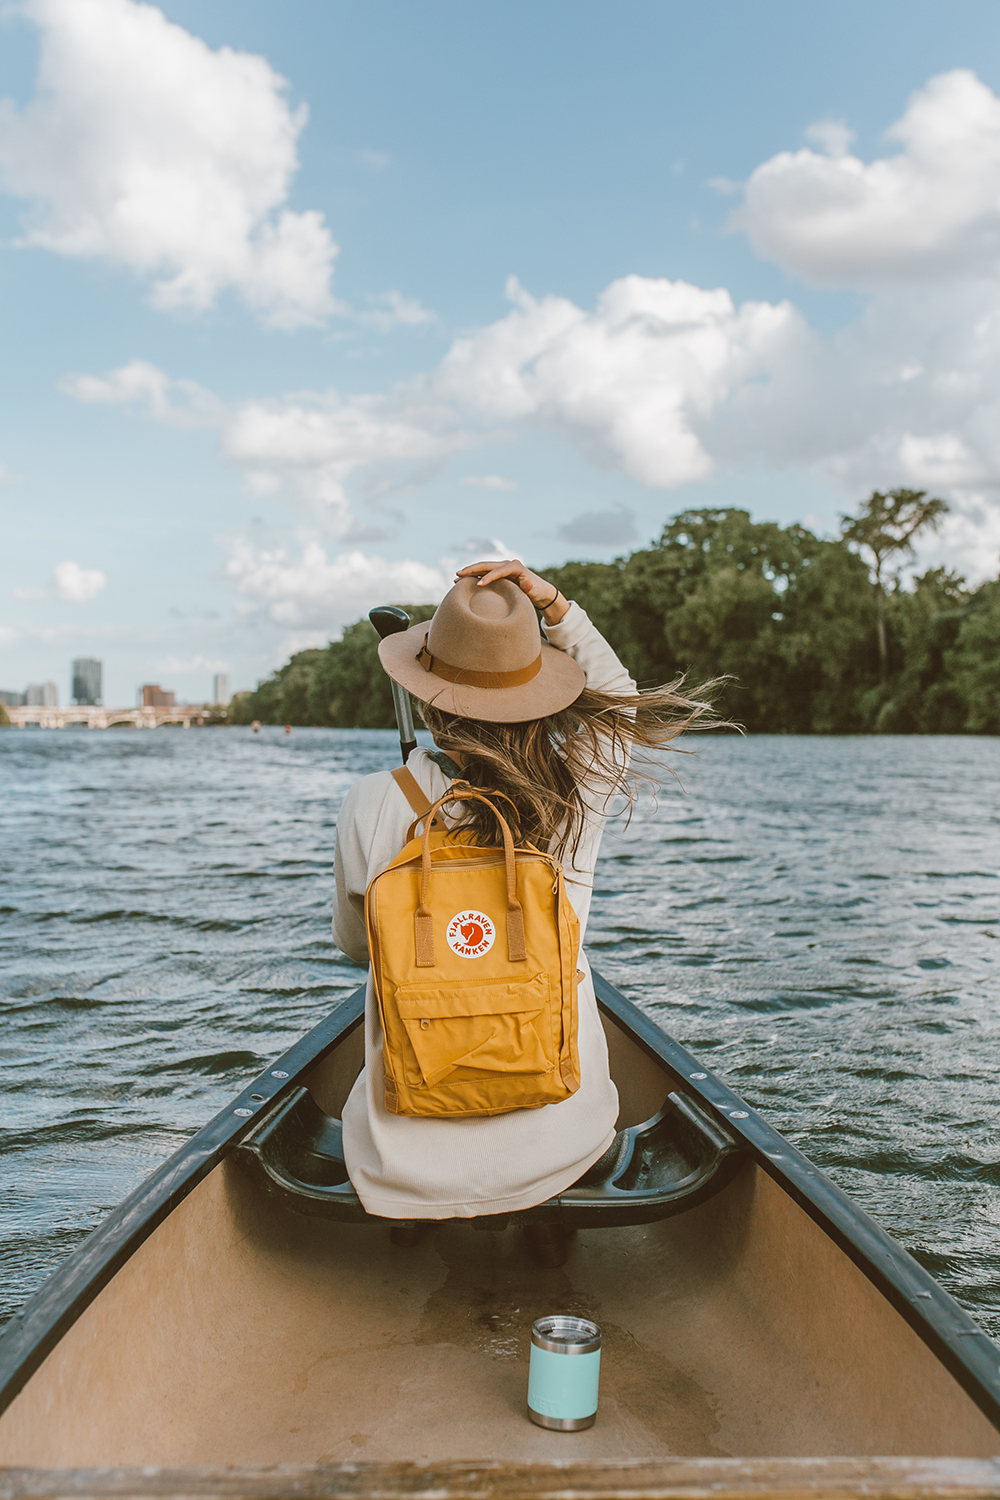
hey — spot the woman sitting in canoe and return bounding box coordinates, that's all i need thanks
[332,559,711,1264]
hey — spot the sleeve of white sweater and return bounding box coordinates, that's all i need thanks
[542,600,636,697]
[332,779,373,965]
[544,600,637,800]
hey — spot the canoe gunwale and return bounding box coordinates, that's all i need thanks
[590,972,1000,1436]
[0,969,998,1440]
[0,988,367,1417]
[3,1457,1000,1500]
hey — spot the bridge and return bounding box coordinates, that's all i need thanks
[5,704,229,730]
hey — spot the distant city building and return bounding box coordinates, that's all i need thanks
[0,690,25,707]
[213,673,231,705]
[140,684,176,708]
[26,682,58,707]
[72,657,102,706]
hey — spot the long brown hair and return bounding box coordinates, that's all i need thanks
[417,679,725,861]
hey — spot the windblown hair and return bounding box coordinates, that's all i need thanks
[417,679,726,862]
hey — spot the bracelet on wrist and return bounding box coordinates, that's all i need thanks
[538,587,561,612]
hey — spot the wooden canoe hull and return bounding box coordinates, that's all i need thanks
[0,974,997,1466]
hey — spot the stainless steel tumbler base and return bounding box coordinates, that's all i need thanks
[527,1407,597,1431]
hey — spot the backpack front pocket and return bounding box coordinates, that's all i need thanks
[394,971,553,1089]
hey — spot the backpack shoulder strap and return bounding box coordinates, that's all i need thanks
[390,766,440,831]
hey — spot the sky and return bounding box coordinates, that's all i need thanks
[4,1,1000,705]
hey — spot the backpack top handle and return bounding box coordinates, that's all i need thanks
[397,773,521,845]
[414,786,526,967]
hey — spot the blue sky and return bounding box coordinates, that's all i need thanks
[4,0,1000,704]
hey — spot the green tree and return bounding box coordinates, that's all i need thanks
[227,691,254,725]
[778,540,878,732]
[544,509,832,703]
[840,489,949,682]
[237,504,996,736]
[239,605,437,726]
[873,569,970,732]
[306,610,428,727]
[946,580,1000,733]
[543,508,880,729]
[536,561,625,653]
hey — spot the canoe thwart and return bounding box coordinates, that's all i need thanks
[234,1084,745,1228]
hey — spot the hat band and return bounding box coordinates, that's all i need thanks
[416,635,542,689]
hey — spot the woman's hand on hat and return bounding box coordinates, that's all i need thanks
[455,560,569,623]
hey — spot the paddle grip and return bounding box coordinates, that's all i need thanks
[369,606,418,764]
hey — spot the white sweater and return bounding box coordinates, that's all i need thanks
[332,601,634,1219]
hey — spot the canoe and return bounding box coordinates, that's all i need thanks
[1,969,999,1485]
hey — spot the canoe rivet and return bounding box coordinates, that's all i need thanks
[234,1108,254,1117]
[690,1072,707,1080]
[271,1070,289,1078]
[729,1111,749,1119]
[249,1094,265,1102]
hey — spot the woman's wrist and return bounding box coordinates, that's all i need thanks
[540,589,570,626]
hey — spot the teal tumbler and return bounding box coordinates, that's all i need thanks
[527,1316,602,1430]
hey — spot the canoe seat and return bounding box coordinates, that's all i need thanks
[235,1085,744,1229]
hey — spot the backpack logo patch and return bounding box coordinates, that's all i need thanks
[446,910,496,959]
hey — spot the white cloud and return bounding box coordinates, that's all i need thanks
[63,265,1000,584]
[922,496,1000,580]
[58,358,222,425]
[462,474,517,491]
[54,559,106,602]
[66,273,809,519]
[236,268,775,557]
[737,70,1000,285]
[0,0,337,327]
[60,357,465,533]
[225,536,448,629]
[440,536,519,569]
[359,291,436,331]
[60,67,1000,586]
[222,387,467,532]
[439,274,803,487]
[222,533,529,641]
[14,559,107,603]
[0,464,24,486]
[358,149,389,171]
[805,119,854,159]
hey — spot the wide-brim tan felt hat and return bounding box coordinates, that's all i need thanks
[378,576,586,723]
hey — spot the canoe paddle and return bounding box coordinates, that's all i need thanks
[369,605,418,765]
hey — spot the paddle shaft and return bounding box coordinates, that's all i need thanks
[369,606,418,764]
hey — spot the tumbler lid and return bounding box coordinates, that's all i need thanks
[531,1315,601,1355]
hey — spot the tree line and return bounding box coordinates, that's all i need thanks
[231,490,999,734]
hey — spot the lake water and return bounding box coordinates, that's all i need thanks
[2,729,998,1333]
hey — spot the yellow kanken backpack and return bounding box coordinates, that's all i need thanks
[365,771,581,1118]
